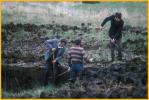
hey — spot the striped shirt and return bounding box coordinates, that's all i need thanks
[68,46,85,63]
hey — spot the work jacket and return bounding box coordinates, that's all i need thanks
[44,39,65,63]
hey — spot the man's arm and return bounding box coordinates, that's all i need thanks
[44,39,58,61]
[44,39,59,49]
[55,48,65,63]
[82,48,85,55]
[101,15,113,27]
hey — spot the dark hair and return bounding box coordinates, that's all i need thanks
[115,12,122,19]
[60,39,67,45]
[74,39,81,45]
[45,37,49,40]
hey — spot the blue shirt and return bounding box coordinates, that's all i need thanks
[44,39,65,63]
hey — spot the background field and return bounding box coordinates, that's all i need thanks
[2,2,147,26]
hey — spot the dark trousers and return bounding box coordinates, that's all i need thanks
[110,38,122,60]
[44,58,59,85]
[69,63,83,83]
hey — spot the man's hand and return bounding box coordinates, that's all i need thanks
[52,59,56,63]
[99,26,104,30]
[111,38,116,43]
[68,67,70,71]
[52,48,56,52]
[96,26,104,31]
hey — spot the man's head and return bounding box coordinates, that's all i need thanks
[59,39,67,47]
[74,39,81,46]
[114,12,122,21]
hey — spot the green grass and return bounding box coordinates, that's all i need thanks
[2,84,58,98]
[2,2,147,26]
[123,32,147,52]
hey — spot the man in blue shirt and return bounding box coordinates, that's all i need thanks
[44,38,67,85]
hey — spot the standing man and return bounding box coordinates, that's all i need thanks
[44,38,67,85]
[68,39,85,83]
[99,12,124,61]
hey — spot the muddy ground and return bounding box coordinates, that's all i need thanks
[2,23,148,98]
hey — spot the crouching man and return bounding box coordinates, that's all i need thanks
[68,39,85,83]
[44,38,67,85]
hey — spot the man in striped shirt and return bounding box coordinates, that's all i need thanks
[68,39,85,83]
